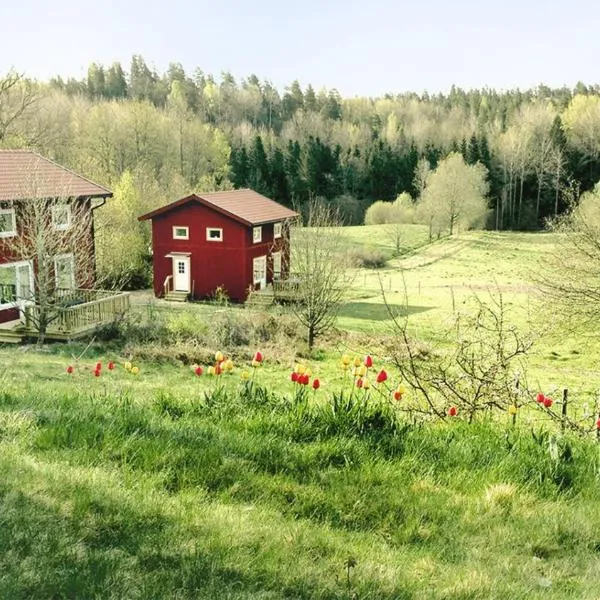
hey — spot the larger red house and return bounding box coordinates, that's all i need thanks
[0,150,113,325]
[139,189,298,302]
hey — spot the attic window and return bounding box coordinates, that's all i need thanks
[206,228,223,242]
[253,226,262,243]
[52,204,71,231]
[273,222,282,239]
[173,226,189,240]
[0,208,16,238]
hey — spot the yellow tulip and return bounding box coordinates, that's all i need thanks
[296,364,306,375]
[241,370,250,380]
[353,357,361,367]
[215,351,224,363]
[397,385,406,395]
[224,359,234,371]
[340,362,349,371]
[363,378,371,389]
[208,366,215,376]
[508,405,518,415]
[342,354,350,366]
[124,361,132,371]
[358,365,366,377]
[131,366,139,375]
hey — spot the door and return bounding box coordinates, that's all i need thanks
[272,252,282,281]
[253,256,267,290]
[173,256,191,292]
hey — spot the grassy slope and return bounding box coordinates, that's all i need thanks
[2,226,600,598]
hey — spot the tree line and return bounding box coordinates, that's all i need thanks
[2,57,600,282]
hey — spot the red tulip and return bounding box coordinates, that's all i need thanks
[107,361,115,370]
[356,378,364,389]
[536,393,545,404]
[66,365,74,375]
[448,406,457,417]
[543,397,553,408]
[194,366,203,376]
[291,372,299,383]
[596,418,600,430]
[364,355,373,368]
[95,362,102,371]
[94,369,100,377]
[301,374,310,385]
[312,378,320,390]
[253,351,263,363]
[393,391,402,401]
[214,364,223,376]
[376,369,388,384]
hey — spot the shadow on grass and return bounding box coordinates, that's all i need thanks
[338,302,431,321]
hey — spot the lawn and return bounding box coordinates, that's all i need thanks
[1,225,600,599]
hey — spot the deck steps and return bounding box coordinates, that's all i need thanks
[164,291,189,303]
[0,330,25,344]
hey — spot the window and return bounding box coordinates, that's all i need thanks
[206,228,223,241]
[253,226,262,243]
[52,204,71,231]
[0,208,16,238]
[177,261,186,274]
[173,226,189,240]
[0,262,32,304]
[54,254,75,290]
[273,222,282,239]
[272,251,282,280]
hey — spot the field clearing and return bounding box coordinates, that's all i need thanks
[2,225,600,598]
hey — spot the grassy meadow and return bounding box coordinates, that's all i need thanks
[2,225,600,599]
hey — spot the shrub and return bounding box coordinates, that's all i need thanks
[347,247,388,269]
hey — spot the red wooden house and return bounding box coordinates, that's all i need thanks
[138,189,298,302]
[0,150,130,342]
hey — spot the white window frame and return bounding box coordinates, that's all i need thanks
[253,226,262,243]
[0,260,34,309]
[272,251,282,280]
[172,226,189,240]
[0,207,16,238]
[273,222,282,239]
[54,254,76,290]
[206,227,223,242]
[52,204,71,231]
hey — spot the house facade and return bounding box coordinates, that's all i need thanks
[0,150,112,324]
[139,189,298,302]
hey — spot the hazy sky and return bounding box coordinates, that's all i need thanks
[1,0,597,96]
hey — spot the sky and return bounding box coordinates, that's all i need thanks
[1,0,598,97]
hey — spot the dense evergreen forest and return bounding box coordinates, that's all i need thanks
[2,56,600,281]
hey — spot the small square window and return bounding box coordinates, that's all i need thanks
[253,226,262,243]
[206,228,223,241]
[173,226,189,240]
[52,204,71,231]
[0,208,16,238]
[273,222,282,239]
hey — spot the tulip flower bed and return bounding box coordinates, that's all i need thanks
[2,344,600,599]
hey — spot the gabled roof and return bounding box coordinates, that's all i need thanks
[138,189,299,226]
[0,150,112,201]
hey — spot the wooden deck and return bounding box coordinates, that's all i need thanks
[246,278,303,307]
[0,289,131,343]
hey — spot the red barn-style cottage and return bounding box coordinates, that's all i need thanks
[139,189,298,302]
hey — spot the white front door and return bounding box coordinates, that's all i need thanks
[253,256,267,290]
[173,257,191,292]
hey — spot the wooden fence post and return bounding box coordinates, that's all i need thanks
[561,388,568,432]
[512,376,519,426]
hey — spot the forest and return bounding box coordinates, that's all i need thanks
[2,56,600,282]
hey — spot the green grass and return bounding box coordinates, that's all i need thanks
[2,225,600,598]
[1,357,600,599]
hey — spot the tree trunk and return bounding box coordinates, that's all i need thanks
[308,324,315,350]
